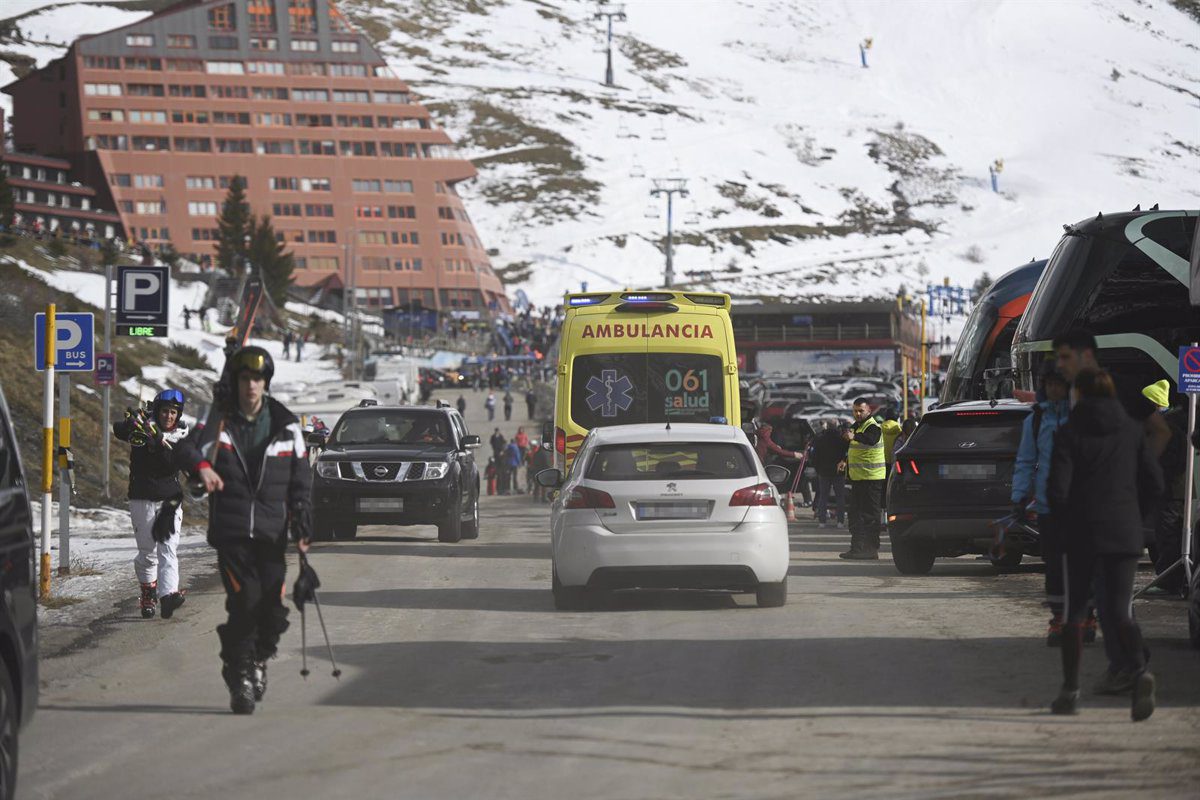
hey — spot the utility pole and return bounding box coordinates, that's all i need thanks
[650,178,688,288]
[594,3,626,87]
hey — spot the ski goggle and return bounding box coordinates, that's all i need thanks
[156,389,185,405]
[230,351,268,374]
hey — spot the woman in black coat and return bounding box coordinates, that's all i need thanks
[1047,369,1163,720]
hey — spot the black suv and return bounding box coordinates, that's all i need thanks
[310,403,481,542]
[886,400,1033,575]
[0,379,39,796]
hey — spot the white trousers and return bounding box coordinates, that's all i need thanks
[130,499,182,596]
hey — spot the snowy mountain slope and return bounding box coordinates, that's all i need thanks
[3,0,1197,306]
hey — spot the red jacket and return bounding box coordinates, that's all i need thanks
[754,422,797,461]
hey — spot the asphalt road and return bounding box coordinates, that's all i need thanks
[21,390,1200,799]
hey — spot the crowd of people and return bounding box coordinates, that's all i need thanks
[484,426,554,501]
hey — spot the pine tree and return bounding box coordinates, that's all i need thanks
[248,213,295,307]
[215,174,251,275]
[0,167,14,234]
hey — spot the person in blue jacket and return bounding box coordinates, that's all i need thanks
[1011,363,1070,645]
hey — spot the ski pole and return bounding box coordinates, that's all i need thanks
[310,590,342,679]
[299,607,310,678]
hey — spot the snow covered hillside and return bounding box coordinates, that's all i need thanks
[3,0,1197,306]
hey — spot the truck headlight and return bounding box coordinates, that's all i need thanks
[422,462,450,480]
[316,461,341,479]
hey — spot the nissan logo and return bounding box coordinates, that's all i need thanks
[374,465,389,476]
[959,441,977,448]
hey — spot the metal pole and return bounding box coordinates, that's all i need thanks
[1182,386,1197,587]
[605,15,614,86]
[102,262,112,499]
[919,298,927,413]
[665,191,674,289]
[57,373,70,575]
[40,305,55,600]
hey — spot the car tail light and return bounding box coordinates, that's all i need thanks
[894,460,902,474]
[909,460,920,475]
[555,427,566,454]
[730,483,776,506]
[888,513,915,523]
[562,486,615,509]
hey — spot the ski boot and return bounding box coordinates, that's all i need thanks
[222,660,256,715]
[252,660,268,702]
[1045,615,1063,647]
[160,590,186,620]
[139,582,158,619]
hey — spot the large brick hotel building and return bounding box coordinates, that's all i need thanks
[3,0,508,313]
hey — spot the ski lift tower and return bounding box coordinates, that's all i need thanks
[594,3,627,87]
[650,177,689,288]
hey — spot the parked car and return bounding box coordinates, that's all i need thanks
[538,423,791,609]
[310,401,481,542]
[886,400,1034,574]
[0,378,39,796]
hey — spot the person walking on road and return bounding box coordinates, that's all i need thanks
[282,330,292,359]
[485,392,497,421]
[502,438,523,495]
[503,391,514,422]
[456,394,467,415]
[811,420,849,528]
[113,389,192,620]
[182,346,313,715]
[840,398,886,559]
[525,389,537,420]
[1011,363,1070,644]
[1046,368,1162,719]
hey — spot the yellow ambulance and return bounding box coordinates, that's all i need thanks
[548,291,741,471]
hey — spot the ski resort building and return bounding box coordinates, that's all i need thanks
[2,0,508,314]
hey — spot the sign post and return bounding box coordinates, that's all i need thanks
[116,265,169,337]
[102,262,113,498]
[39,306,55,600]
[58,374,71,574]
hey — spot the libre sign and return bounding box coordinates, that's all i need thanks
[116,265,169,337]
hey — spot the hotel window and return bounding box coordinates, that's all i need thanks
[293,88,328,102]
[268,177,298,190]
[384,179,413,193]
[306,230,337,244]
[87,109,125,122]
[425,144,454,159]
[339,140,375,157]
[257,140,296,155]
[331,40,359,53]
[83,56,121,69]
[374,91,410,104]
[394,257,423,271]
[333,90,369,103]
[441,232,465,246]
[192,228,220,241]
[354,288,391,306]
[328,5,352,33]
[351,178,380,192]
[137,227,170,241]
[247,61,285,75]
[174,137,212,152]
[132,136,169,151]
[380,142,417,158]
[84,83,122,96]
[290,39,318,52]
[218,176,237,188]
[128,110,167,124]
[207,3,236,32]
[389,205,416,219]
[253,86,289,100]
[328,63,366,77]
[135,200,166,215]
[210,85,247,99]
[118,200,134,212]
[169,83,207,97]
[167,34,196,48]
[286,62,326,76]
[305,204,334,217]
[213,111,251,124]
[209,36,239,50]
[205,61,244,75]
[248,0,277,32]
[302,177,331,191]
[249,37,278,51]
[390,231,419,245]
[272,203,302,216]
[166,59,204,72]
[125,34,154,47]
[256,112,292,126]
[288,0,317,34]
[188,201,218,215]
[298,140,336,155]
[305,256,338,270]
[336,114,373,128]
[295,113,331,127]
[126,83,165,97]
[361,257,389,271]
[124,57,162,71]
[216,138,253,153]
[377,116,429,130]
[276,230,304,243]
[133,174,164,188]
[172,110,210,124]
[186,176,216,189]
[354,206,382,219]
[110,174,132,187]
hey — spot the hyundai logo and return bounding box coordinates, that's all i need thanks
[374,465,389,476]
[958,441,977,448]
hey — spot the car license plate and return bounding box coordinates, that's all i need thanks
[938,463,995,480]
[635,502,711,520]
[358,498,404,512]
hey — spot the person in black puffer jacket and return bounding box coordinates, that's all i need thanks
[178,346,312,715]
[1047,369,1163,720]
[113,388,191,620]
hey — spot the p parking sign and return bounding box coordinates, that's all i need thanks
[34,312,94,371]
[116,265,169,337]
[1180,346,1200,394]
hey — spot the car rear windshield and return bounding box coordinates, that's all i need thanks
[905,411,1028,451]
[331,411,451,446]
[585,442,755,481]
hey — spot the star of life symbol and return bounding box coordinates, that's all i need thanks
[586,369,634,418]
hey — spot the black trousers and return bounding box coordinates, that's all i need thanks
[1039,514,1064,615]
[848,480,883,552]
[1153,500,1185,593]
[1062,550,1146,683]
[216,537,290,665]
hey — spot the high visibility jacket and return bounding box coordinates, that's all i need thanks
[847,417,886,481]
[880,419,902,466]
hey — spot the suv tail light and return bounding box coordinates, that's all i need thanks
[730,483,776,506]
[555,426,566,454]
[562,486,615,509]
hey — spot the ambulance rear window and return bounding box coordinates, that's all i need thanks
[570,352,725,428]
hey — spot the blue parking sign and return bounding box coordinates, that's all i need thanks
[34,312,95,372]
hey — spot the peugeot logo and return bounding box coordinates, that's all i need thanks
[666,482,677,492]
[959,441,977,448]
[374,465,389,476]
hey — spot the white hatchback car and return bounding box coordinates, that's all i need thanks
[537,423,791,609]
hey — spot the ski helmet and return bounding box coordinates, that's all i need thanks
[227,345,274,390]
[153,388,185,413]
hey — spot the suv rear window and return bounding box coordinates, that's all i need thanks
[906,411,1028,451]
[585,442,755,481]
[331,411,451,445]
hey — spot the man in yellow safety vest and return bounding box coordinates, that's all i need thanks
[838,397,886,559]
